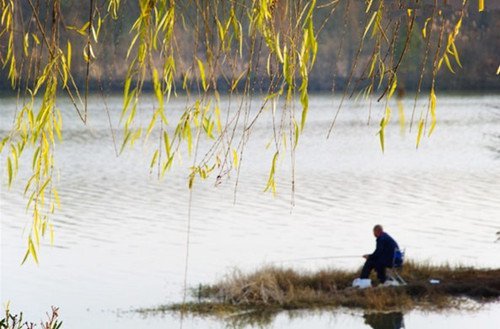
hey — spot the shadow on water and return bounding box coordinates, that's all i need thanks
[363,312,405,329]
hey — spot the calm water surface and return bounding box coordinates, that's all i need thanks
[1,94,500,328]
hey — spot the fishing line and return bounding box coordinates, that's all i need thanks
[263,254,361,265]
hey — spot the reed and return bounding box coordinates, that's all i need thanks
[161,261,500,316]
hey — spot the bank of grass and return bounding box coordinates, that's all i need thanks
[156,261,500,316]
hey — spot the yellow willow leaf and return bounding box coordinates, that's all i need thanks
[91,25,98,43]
[300,83,309,131]
[29,238,39,264]
[231,70,246,92]
[50,224,55,245]
[163,131,171,158]
[7,157,13,187]
[398,100,405,135]
[366,0,374,13]
[0,137,7,153]
[83,44,96,62]
[32,33,40,45]
[275,33,284,63]
[96,15,102,38]
[378,118,386,153]
[130,128,142,146]
[266,53,272,75]
[429,89,437,136]
[264,152,279,193]
[55,110,63,140]
[126,33,139,59]
[66,41,72,70]
[34,219,40,246]
[205,119,214,139]
[238,22,243,57]
[388,76,397,99]
[422,18,431,38]
[186,122,193,156]
[363,11,378,40]
[39,178,51,198]
[150,150,159,170]
[188,173,195,189]
[304,0,317,24]
[21,249,30,265]
[216,18,225,44]
[23,33,29,56]
[125,103,137,130]
[119,130,131,154]
[416,119,425,149]
[443,54,455,74]
[450,41,462,68]
[479,0,484,12]
[384,106,392,123]
[232,149,239,168]
[197,58,208,91]
[53,188,61,209]
[162,155,174,176]
[77,21,90,35]
[453,17,463,37]
[437,57,444,71]
[215,105,222,134]
[308,20,318,65]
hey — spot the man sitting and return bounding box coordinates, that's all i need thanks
[360,224,399,284]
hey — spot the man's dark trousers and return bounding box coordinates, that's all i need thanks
[360,259,388,283]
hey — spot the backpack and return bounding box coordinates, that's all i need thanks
[393,248,404,268]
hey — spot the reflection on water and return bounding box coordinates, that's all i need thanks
[177,310,405,329]
[364,312,404,329]
[223,310,281,329]
[186,310,404,329]
[1,94,500,329]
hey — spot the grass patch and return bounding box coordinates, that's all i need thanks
[155,261,500,317]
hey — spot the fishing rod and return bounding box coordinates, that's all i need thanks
[267,255,361,264]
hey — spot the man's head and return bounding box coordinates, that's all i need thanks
[373,224,384,238]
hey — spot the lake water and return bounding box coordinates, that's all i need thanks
[1,94,500,328]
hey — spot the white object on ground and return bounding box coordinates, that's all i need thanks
[352,278,372,289]
[429,279,440,284]
[383,279,401,287]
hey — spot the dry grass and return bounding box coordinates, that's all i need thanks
[163,261,500,316]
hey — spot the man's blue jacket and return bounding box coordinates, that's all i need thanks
[367,232,399,267]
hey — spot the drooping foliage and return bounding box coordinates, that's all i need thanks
[0,0,488,262]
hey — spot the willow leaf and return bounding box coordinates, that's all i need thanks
[443,54,455,74]
[363,11,377,40]
[232,149,239,168]
[197,58,208,91]
[7,157,13,187]
[150,150,159,169]
[29,238,39,264]
[416,119,425,149]
[428,89,437,136]
[378,118,386,153]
